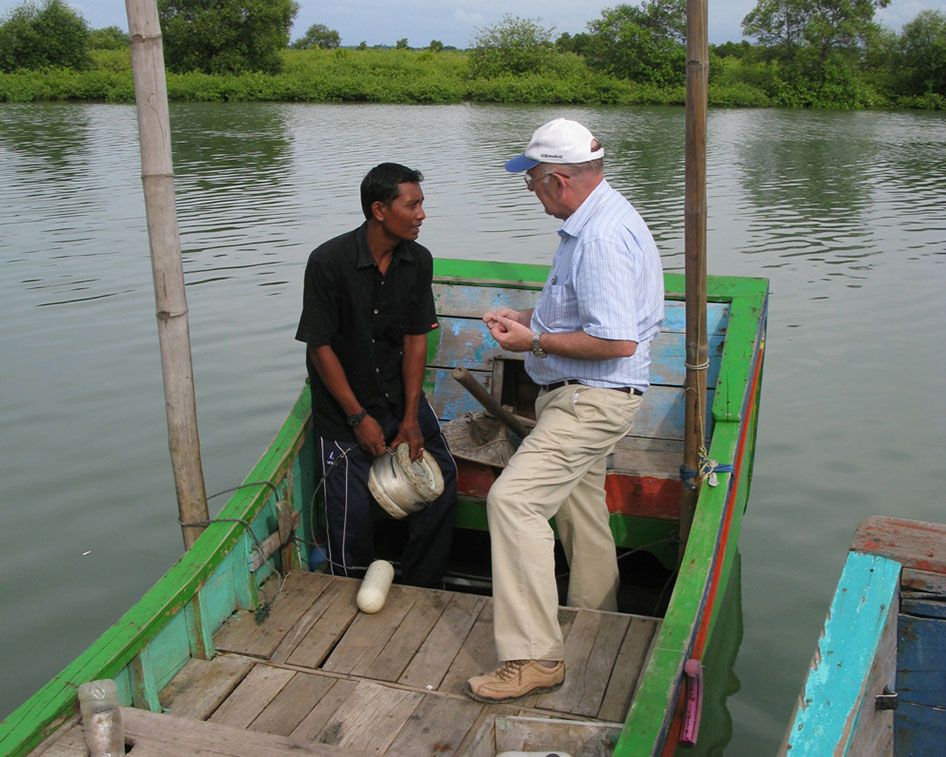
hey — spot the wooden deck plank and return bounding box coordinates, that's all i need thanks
[289,678,359,742]
[249,670,337,736]
[902,567,946,595]
[363,589,450,682]
[126,707,361,756]
[31,708,365,757]
[209,663,294,728]
[597,616,659,722]
[271,577,358,663]
[573,612,634,717]
[438,601,497,696]
[158,653,255,719]
[215,571,334,659]
[534,609,603,712]
[399,592,487,690]
[385,692,484,755]
[314,680,423,752]
[455,712,498,757]
[322,585,417,676]
[495,714,621,756]
[853,516,946,574]
[286,580,360,669]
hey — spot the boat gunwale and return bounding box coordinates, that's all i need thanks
[616,276,768,754]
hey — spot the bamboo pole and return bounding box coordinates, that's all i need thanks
[680,0,709,555]
[125,0,208,549]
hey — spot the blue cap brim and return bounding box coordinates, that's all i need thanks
[504,154,539,173]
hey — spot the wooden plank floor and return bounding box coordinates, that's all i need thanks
[36,571,660,756]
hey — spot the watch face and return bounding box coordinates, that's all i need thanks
[348,409,367,426]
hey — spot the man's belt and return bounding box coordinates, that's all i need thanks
[541,379,643,396]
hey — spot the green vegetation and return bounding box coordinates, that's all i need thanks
[0,0,90,72]
[291,23,339,50]
[0,0,942,109]
[586,0,687,87]
[158,0,298,74]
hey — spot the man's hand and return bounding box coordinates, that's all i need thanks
[391,418,425,463]
[483,307,529,333]
[353,415,387,457]
[486,314,533,353]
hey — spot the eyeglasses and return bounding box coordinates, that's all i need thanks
[524,171,567,190]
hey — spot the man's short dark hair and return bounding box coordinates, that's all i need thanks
[361,163,424,219]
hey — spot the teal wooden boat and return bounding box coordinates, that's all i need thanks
[0,263,767,756]
[781,516,946,755]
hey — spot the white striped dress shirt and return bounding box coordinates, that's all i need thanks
[527,179,664,392]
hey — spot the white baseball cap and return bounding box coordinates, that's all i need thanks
[505,118,604,172]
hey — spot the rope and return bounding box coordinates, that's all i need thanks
[682,348,735,489]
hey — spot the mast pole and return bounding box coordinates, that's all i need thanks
[680,0,709,554]
[125,0,208,549]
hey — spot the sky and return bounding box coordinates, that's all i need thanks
[3,0,945,48]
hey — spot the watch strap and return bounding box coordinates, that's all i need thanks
[347,408,368,427]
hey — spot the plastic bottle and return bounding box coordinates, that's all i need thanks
[77,679,125,757]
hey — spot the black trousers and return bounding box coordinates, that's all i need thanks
[317,400,457,589]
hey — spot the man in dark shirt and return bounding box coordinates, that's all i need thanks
[295,163,457,588]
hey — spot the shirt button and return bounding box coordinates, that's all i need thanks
[373,308,379,314]
[375,368,380,373]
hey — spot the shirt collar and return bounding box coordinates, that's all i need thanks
[559,179,611,239]
[355,222,415,269]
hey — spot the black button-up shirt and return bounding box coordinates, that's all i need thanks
[295,222,439,441]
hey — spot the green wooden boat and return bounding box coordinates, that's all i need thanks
[0,262,767,756]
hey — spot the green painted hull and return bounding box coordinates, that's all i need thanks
[0,260,767,756]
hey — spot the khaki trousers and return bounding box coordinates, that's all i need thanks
[487,384,642,661]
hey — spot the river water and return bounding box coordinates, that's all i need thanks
[1,102,944,752]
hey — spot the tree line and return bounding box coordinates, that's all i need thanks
[0,0,943,108]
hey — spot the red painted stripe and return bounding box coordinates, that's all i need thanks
[693,335,765,658]
[457,463,683,520]
[662,334,766,753]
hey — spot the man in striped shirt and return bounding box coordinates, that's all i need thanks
[467,119,664,703]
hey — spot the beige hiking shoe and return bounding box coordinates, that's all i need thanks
[466,659,565,702]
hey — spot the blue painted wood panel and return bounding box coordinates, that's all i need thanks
[782,552,901,756]
[901,595,946,620]
[895,700,946,756]
[897,613,946,709]
[431,317,725,389]
[428,369,715,443]
[432,283,731,341]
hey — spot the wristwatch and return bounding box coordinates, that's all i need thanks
[531,333,548,358]
[346,408,368,427]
